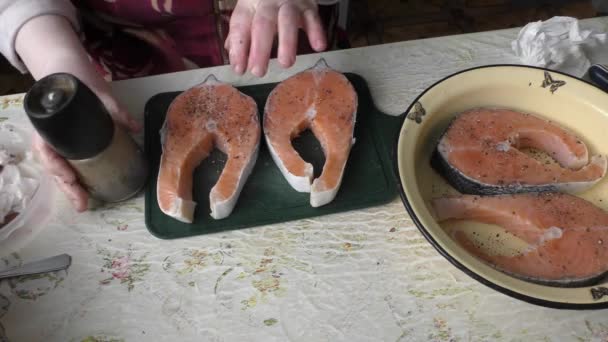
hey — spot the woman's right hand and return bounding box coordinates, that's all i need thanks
[16,15,140,211]
[31,95,140,212]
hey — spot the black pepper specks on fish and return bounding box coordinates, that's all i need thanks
[431,108,607,195]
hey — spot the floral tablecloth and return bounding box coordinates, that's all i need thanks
[3,17,608,342]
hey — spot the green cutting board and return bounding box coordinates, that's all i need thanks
[144,73,403,239]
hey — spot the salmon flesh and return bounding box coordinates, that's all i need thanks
[432,108,607,195]
[263,64,357,207]
[432,193,608,287]
[157,79,260,222]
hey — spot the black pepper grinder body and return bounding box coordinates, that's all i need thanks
[24,73,148,204]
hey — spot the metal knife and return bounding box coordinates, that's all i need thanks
[0,254,72,280]
[583,64,608,91]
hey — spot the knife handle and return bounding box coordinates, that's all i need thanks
[588,64,608,92]
[0,254,71,279]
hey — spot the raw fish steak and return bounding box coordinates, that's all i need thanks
[432,193,608,287]
[157,77,260,222]
[432,108,606,195]
[264,61,357,207]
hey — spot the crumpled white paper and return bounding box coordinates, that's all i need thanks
[511,16,608,77]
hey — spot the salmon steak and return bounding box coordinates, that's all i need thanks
[263,62,357,207]
[432,108,607,195]
[157,77,260,222]
[432,193,608,287]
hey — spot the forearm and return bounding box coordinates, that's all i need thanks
[0,0,78,71]
[15,14,109,94]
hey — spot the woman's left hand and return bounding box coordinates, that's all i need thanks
[225,0,327,77]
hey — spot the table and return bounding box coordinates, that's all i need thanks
[2,17,608,342]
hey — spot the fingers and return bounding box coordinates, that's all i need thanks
[227,4,253,75]
[247,4,279,77]
[301,8,327,52]
[34,134,76,182]
[98,93,141,133]
[277,4,300,68]
[226,0,327,76]
[54,176,89,212]
[115,106,142,133]
[224,33,231,51]
[33,134,88,212]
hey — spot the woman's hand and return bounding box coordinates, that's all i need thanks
[31,95,139,212]
[225,0,327,77]
[16,15,140,212]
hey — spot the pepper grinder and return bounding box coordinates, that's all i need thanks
[24,73,148,204]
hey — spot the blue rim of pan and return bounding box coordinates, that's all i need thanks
[391,63,608,310]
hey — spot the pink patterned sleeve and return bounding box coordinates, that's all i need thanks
[0,0,80,73]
